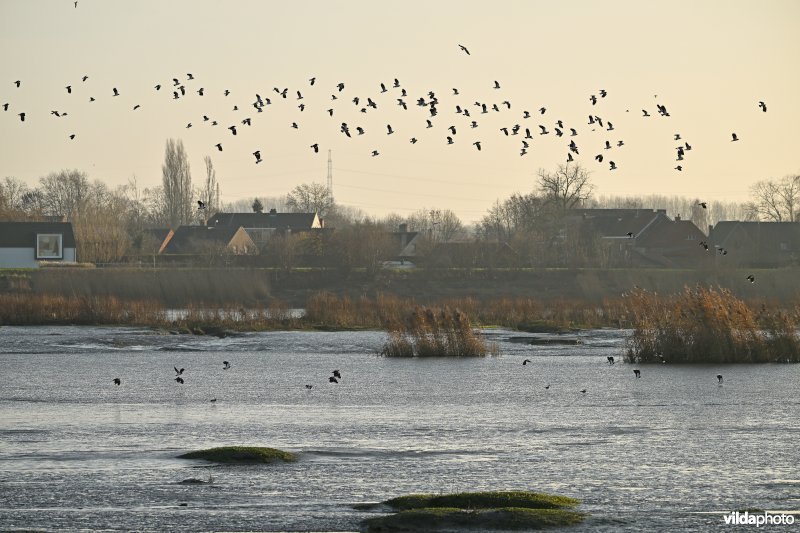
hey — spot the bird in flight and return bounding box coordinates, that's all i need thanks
[698,202,707,209]
[311,143,319,153]
[717,374,723,384]
[746,274,755,283]
[458,44,470,55]
[113,378,121,386]
[473,141,482,151]
[197,201,206,210]
[14,80,21,88]
[223,361,231,370]
[329,376,339,383]
[522,359,531,365]
[65,85,72,94]
[253,150,263,164]
[609,161,617,170]
[634,369,641,378]
[214,143,222,152]
[371,150,379,157]
[112,87,119,97]
[18,112,25,122]
[758,101,767,112]
[333,370,342,379]
[175,377,184,384]
[174,367,185,375]
[731,133,739,141]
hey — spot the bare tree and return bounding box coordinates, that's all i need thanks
[38,169,92,219]
[407,208,464,243]
[748,175,800,222]
[537,163,594,212]
[161,138,193,228]
[285,182,333,217]
[0,177,32,220]
[202,156,219,213]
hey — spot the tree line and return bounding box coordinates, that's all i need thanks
[1,137,797,266]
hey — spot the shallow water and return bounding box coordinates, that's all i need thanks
[0,326,798,532]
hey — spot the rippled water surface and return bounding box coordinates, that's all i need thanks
[1,326,798,532]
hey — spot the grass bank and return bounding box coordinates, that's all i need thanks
[362,490,586,532]
[178,446,296,464]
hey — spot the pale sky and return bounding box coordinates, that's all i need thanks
[1,0,798,223]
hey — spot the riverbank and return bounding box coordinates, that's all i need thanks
[2,266,798,307]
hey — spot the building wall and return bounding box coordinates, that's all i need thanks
[0,247,77,268]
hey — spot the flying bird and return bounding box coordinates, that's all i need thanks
[14,80,21,88]
[223,361,231,370]
[758,101,767,112]
[493,80,501,89]
[175,377,184,384]
[607,356,615,364]
[634,369,641,378]
[609,161,617,170]
[458,44,470,55]
[113,378,121,386]
[197,201,206,210]
[746,274,755,283]
[311,143,319,153]
[214,143,222,151]
[253,150,262,163]
[333,370,341,379]
[473,141,481,151]
[717,374,723,383]
[522,359,531,365]
[731,133,739,141]
[112,87,119,97]
[698,202,707,209]
[65,85,72,94]
[174,367,185,375]
[18,112,25,122]
[329,376,339,383]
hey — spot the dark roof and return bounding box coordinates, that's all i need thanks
[142,228,172,242]
[711,221,800,250]
[0,222,76,248]
[571,209,662,238]
[634,218,706,248]
[162,225,244,254]
[207,212,319,229]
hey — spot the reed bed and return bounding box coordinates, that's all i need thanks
[380,306,491,357]
[623,286,800,364]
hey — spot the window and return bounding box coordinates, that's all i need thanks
[36,234,63,259]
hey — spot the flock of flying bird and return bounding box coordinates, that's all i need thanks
[112,361,341,399]
[519,355,726,393]
[2,43,768,177]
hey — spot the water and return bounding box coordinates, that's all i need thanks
[1,326,798,532]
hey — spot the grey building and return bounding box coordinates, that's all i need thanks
[0,222,77,268]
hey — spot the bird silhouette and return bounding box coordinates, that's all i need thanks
[175,377,184,384]
[473,141,481,151]
[333,370,341,379]
[609,161,617,170]
[112,87,119,97]
[14,80,20,88]
[305,384,313,389]
[329,376,339,383]
[626,232,635,238]
[544,384,550,389]
[642,109,650,117]
[229,125,237,135]
[446,136,454,145]
[214,143,222,151]
[69,134,75,140]
[386,124,394,135]
[458,44,470,55]
[746,274,755,283]
[371,150,379,157]
[758,101,767,112]
[522,359,531,365]
[675,166,683,172]
[607,356,615,364]
[311,143,319,153]
[633,369,641,378]
[731,133,739,141]
[410,137,417,144]
[174,367,185,375]
[223,361,231,370]
[493,80,501,89]
[698,202,707,209]
[717,374,723,383]
[580,389,587,394]
[65,85,72,94]
[253,150,262,163]
[113,378,121,386]
[197,201,206,210]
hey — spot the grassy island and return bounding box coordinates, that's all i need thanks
[177,446,296,464]
[362,490,587,531]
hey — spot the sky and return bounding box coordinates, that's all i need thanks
[1,0,798,224]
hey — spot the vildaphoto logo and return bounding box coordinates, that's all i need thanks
[723,511,795,527]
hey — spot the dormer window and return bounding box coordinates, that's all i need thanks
[36,234,63,259]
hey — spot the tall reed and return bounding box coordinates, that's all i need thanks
[623,286,800,363]
[380,306,491,357]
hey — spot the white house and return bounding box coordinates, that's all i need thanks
[0,222,77,268]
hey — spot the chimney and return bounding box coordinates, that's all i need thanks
[269,208,277,215]
[675,215,681,221]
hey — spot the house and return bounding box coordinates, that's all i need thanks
[0,221,77,268]
[710,221,800,267]
[390,223,420,261]
[569,209,708,267]
[206,209,323,248]
[136,228,173,254]
[160,225,255,255]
